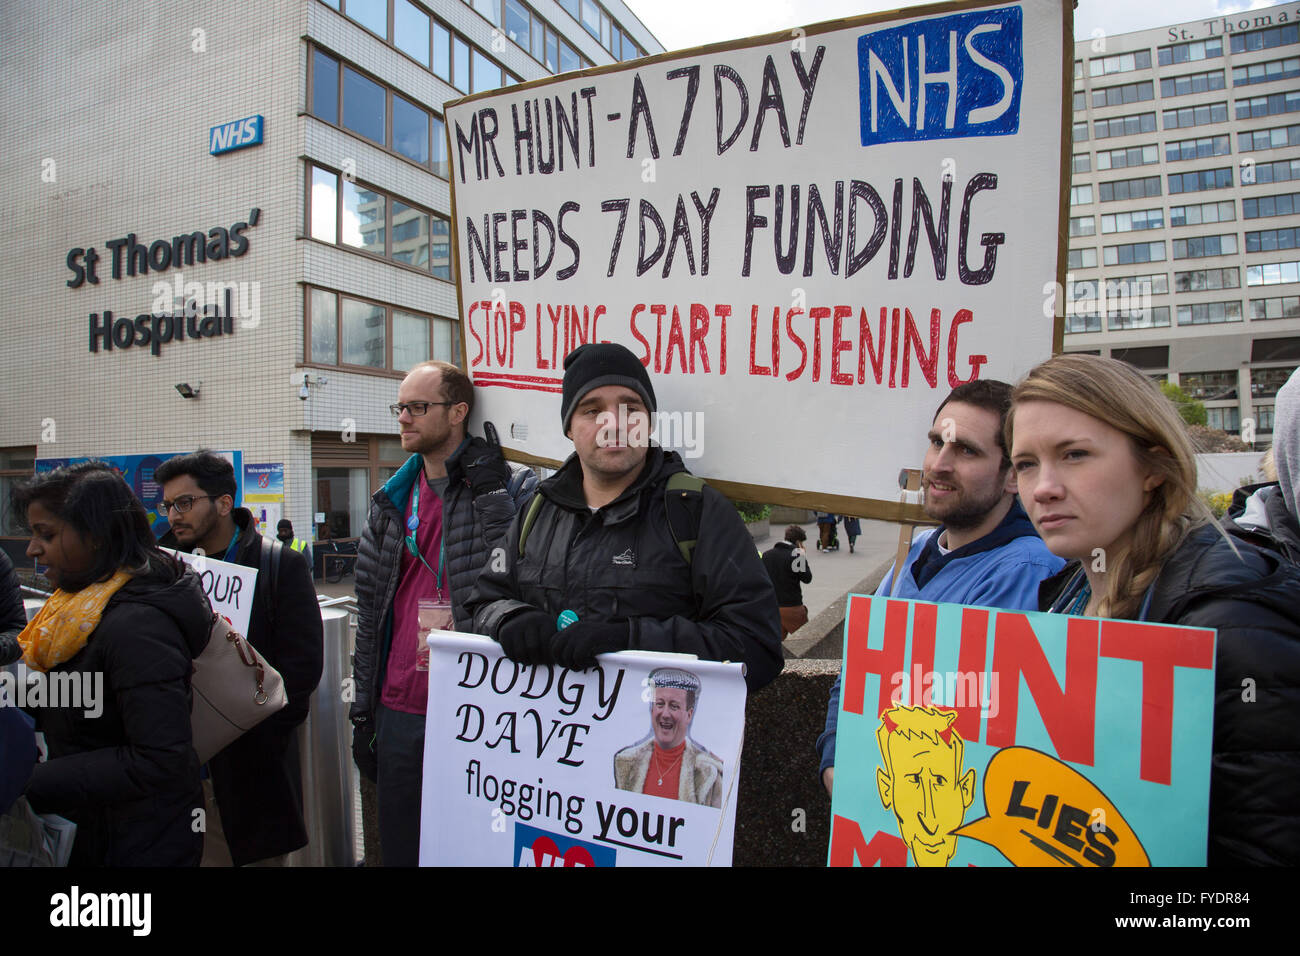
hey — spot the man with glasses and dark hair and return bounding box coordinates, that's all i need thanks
[155,450,323,866]
[350,359,537,865]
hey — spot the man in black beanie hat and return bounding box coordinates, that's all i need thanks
[466,343,783,693]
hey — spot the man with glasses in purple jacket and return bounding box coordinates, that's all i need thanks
[350,360,536,866]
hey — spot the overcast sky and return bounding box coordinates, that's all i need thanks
[624,0,1284,51]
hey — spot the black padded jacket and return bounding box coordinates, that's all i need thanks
[467,447,784,694]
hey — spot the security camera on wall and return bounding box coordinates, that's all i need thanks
[299,382,310,400]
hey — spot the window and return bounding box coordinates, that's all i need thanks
[1238,124,1300,153]
[346,0,388,36]
[1173,234,1238,259]
[1107,272,1169,296]
[1235,90,1300,120]
[1244,192,1299,219]
[1170,200,1235,227]
[1206,406,1241,432]
[1251,365,1298,397]
[1072,152,1091,174]
[393,310,430,371]
[0,447,36,537]
[1255,404,1275,431]
[342,66,386,145]
[1091,80,1153,109]
[1074,90,1086,112]
[1168,167,1233,194]
[1070,184,1093,205]
[307,286,460,373]
[1228,23,1300,54]
[342,181,385,254]
[310,288,338,365]
[1098,175,1161,202]
[1072,121,1089,143]
[310,167,339,243]
[1159,70,1224,97]
[1088,50,1152,76]
[1246,261,1300,287]
[1096,143,1158,170]
[1101,208,1163,234]
[1074,59,1083,80]
[311,50,340,125]
[309,49,450,178]
[1164,134,1231,162]
[1093,112,1156,138]
[1178,301,1243,326]
[1245,228,1300,253]
[1174,267,1240,292]
[472,0,500,26]
[1249,158,1300,185]
[1181,370,1238,400]
[1067,247,1098,269]
[1069,215,1095,237]
[1103,241,1165,266]
[1112,345,1168,369]
[1064,312,1102,333]
[1108,305,1170,330]
[394,0,430,67]
[307,163,453,280]
[472,47,503,93]
[1157,37,1223,65]
[1233,55,1300,86]
[392,94,430,165]
[1250,295,1300,320]
[1162,102,1228,130]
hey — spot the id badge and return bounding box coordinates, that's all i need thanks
[416,593,453,671]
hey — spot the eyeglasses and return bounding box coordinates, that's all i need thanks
[389,401,456,418]
[158,494,220,515]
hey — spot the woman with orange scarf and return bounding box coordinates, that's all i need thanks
[13,461,211,866]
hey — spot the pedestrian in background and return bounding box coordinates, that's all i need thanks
[762,525,813,637]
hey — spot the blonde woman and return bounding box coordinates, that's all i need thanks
[1007,354,1300,866]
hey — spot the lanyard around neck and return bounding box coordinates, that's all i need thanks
[406,479,445,590]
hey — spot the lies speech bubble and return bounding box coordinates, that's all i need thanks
[955,746,1150,867]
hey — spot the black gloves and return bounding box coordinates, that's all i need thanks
[497,610,555,665]
[551,620,630,671]
[461,436,512,496]
[351,719,378,783]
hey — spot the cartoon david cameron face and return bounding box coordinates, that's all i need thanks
[876,705,976,867]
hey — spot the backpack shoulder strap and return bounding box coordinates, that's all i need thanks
[517,493,546,559]
[257,537,283,628]
[664,472,706,566]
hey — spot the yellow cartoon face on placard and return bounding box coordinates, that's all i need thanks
[956,747,1150,866]
[875,705,975,867]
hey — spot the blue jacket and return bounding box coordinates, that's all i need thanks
[816,499,1063,775]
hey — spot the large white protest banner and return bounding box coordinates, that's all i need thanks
[163,548,258,636]
[420,633,747,866]
[446,0,1070,518]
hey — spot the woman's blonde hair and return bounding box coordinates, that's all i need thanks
[1006,354,1215,619]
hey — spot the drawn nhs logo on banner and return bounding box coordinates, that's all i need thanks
[857,5,1023,146]
[209,115,263,155]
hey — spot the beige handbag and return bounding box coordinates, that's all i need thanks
[190,613,287,763]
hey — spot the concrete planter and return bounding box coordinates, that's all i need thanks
[745,518,770,544]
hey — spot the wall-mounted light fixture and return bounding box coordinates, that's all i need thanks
[175,382,202,399]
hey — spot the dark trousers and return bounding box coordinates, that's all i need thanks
[376,703,426,867]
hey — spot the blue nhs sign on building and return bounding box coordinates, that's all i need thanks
[209,115,264,155]
[857,6,1022,146]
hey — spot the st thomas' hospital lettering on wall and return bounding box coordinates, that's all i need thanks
[64,208,262,357]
